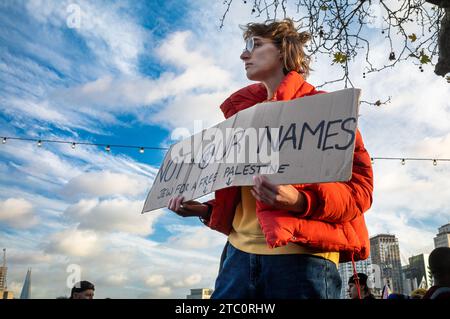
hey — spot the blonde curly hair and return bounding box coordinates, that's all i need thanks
[241,18,311,78]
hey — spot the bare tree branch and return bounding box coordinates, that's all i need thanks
[221,0,448,92]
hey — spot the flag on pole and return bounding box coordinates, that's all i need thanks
[418,276,428,289]
[382,283,392,299]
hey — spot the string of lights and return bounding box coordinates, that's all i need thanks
[1,136,168,153]
[370,157,450,166]
[1,136,450,165]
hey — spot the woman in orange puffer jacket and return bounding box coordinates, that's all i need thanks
[168,19,373,299]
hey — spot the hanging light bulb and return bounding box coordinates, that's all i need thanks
[71,142,76,149]
[433,159,437,166]
[401,158,405,165]
[389,52,396,61]
[371,158,374,165]
[139,147,145,154]
[37,140,42,147]
[105,145,111,152]
[2,137,6,144]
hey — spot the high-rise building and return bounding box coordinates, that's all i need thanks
[20,268,32,299]
[0,248,6,294]
[403,253,432,295]
[186,288,213,299]
[402,265,414,295]
[370,234,403,294]
[0,248,14,299]
[2,291,14,299]
[434,223,450,248]
[338,255,375,299]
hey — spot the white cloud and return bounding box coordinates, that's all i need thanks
[105,273,128,286]
[0,143,81,191]
[6,99,68,123]
[45,228,100,257]
[48,31,233,117]
[62,171,149,198]
[0,50,62,98]
[150,92,227,130]
[8,250,54,265]
[155,286,172,298]
[52,143,159,180]
[1,225,224,298]
[166,225,226,250]
[65,198,162,235]
[366,210,436,265]
[0,135,158,199]
[184,274,202,286]
[0,198,38,228]
[25,0,147,74]
[371,164,450,217]
[145,274,166,287]
[173,274,202,288]
[410,133,450,158]
[3,5,238,131]
[156,31,232,88]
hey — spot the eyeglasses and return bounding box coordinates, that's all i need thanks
[243,37,255,54]
[243,37,275,54]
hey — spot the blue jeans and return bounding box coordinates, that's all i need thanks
[211,242,342,299]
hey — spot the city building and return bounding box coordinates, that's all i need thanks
[186,288,213,299]
[403,253,432,295]
[370,234,404,295]
[20,268,32,299]
[0,249,6,294]
[338,255,375,299]
[402,265,414,295]
[0,248,14,299]
[434,223,450,248]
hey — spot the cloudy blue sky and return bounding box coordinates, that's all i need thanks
[0,0,449,298]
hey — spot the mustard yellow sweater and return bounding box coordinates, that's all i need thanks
[228,186,339,266]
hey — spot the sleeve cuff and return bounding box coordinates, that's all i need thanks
[199,201,213,225]
[298,190,318,217]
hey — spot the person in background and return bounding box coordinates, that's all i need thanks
[347,273,376,299]
[70,280,95,299]
[410,288,427,299]
[423,247,450,299]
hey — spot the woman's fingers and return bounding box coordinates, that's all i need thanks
[167,197,209,218]
[259,176,278,193]
[253,175,277,196]
[167,196,184,212]
[174,196,184,211]
[251,187,272,205]
[254,177,276,201]
[167,197,174,211]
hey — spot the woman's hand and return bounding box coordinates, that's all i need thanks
[167,196,210,219]
[250,175,306,213]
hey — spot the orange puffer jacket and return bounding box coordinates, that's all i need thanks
[205,71,374,263]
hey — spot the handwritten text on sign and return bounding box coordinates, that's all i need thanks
[142,88,361,213]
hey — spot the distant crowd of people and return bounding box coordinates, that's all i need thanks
[62,247,449,299]
[347,247,450,300]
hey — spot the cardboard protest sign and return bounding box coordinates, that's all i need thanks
[142,88,361,213]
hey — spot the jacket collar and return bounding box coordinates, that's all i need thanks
[271,71,316,101]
